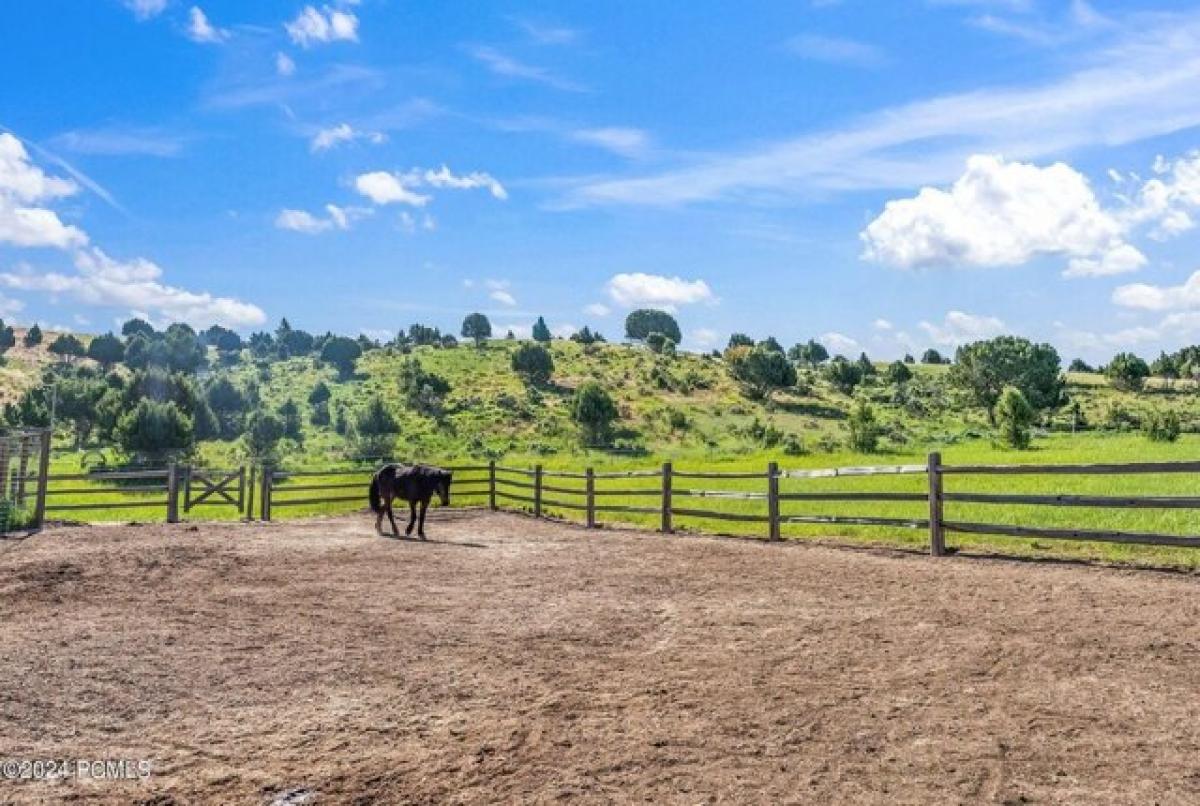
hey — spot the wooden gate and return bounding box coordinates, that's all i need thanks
[184,467,246,515]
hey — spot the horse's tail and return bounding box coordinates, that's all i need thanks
[368,473,383,513]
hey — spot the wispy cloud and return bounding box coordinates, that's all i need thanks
[785,34,886,67]
[569,128,652,159]
[123,0,167,21]
[563,11,1200,207]
[513,18,580,46]
[467,45,586,92]
[187,6,229,44]
[50,125,189,158]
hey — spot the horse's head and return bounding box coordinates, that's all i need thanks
[438,470,453,506]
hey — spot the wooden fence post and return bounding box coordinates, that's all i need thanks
[15,435,30,505]
[533,464,543,518]
[585,467,595,529]
[261,466,273,522]
[927,451,945,556]
[166,462,180,524]
[245,465,256,521]
[488,460,497,511]
[661,462,673,534]
[768,461,780,541]
[32,429,51,528]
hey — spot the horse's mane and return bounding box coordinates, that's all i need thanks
[387,463,452,479]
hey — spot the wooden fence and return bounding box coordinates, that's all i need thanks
[21,452,1200,555]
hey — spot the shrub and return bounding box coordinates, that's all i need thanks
[1145,410,1181,442]
[847,398,880,453]
[823,356,862,395]
[319,336,362,379]
[950,336,1064,422]
[349,398,399,458]
[531,316,552,343]
[571,382,618,443]
[242,411,286,462]
[116,399,194,462]
[728,344,797,400]
[885,360,912,385]
[511,343,554,384]
[22,323,42,347]
[994,386,1033,449]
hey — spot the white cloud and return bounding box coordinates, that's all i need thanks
[583,302,611,317]
[564,13,1200,206]
[285,5,359,48]
[467,46,585,92]
[605,272,715,310]
[0,248,266,329]
[1124,151,1200,240]
[354,171,430,207]
[873,318,893,330]
[275,204,370,234]
[310,123,385,152]
[490,290,517,306]
[919,310,1006,347]
[1112,270,1200,312]
[569,128,651,159]
[862,155,1142,277]
[0,133,88,249]
[124,0,167,20]
[354,166,506,206]
[187,6,228,43]
[0,292,24,317]
[785,34,886,67]
[821,331,859,354]
[276,52,296,77]
[422,165,507,199]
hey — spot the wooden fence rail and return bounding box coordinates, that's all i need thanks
[22,449,1200,556]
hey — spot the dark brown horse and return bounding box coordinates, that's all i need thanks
[369,463,452,538]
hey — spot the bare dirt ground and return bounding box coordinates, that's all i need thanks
[4,510,1200,804]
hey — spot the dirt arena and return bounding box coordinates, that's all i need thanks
[4,510,1200,804]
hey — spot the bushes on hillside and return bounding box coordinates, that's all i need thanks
[995,386,1034,449]
[512,343,554,384]
[847,398,881,453]
[1144,410,1181,442]
[727,344,796,400]
[116,399,194,462]
[625,309,681,344]
[950,336,1064,423]
[1106,352,1151,392]
[571,382,618,444]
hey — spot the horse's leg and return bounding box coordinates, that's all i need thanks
[418,497,430,539]
[375,490,386,534]
[405,500,417,536]
[386,494,401,536]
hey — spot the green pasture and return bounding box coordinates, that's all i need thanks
[34,431,1200,570]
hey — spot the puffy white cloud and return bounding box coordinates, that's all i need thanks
[605,272,715,309]
[124,0,167,20]
[0,133,88,250]
[861,155,1140,276]
[569,128,651,159]
[873,318,893,330]
[919,310,1006,346]
[310,123,385,152]
[354,166,506,206]
[1112,270,1200,311]
[1124,151,1200,239]
[354,171,430,207]
[276,52,296,76]
[0,248,266,328]
[583,302,611,317]
[285,5,359,48]
[187,7,228,43]
[275,204,370,234]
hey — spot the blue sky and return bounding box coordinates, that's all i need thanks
[4,0,1200,362]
